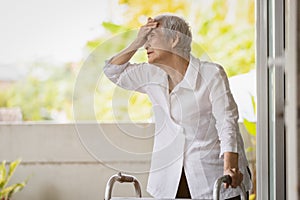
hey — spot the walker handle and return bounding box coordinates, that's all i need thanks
[104,172,142,200]
[213,175,247,200]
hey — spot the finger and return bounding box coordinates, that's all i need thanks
[233,173,243,188]
[143,24,158,31]
[224,183,229,189]
[230,168,237,173]
[145,21,158,27]
[141,24,157,32]
[231,180,238,188]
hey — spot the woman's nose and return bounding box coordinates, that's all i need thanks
[144,37,152,49]
[144,40,150,49]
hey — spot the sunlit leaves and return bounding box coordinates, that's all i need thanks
[102,22,130,34]
[118,0,188,26]
[0,159,28,199]
[2,62,75,121]
[0,0,255,122]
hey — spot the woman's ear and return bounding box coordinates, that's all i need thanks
[171,34,179,48]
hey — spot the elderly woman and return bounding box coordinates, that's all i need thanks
[103,14,252,199]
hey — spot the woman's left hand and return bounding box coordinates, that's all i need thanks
[224,168,243,188]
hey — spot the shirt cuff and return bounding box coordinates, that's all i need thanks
[103,58,129,77]
[219,143,238,158]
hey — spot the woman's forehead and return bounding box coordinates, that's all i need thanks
[149,28,163,37]
[153,26,169,34]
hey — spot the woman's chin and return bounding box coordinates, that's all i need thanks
[147,58,154,64]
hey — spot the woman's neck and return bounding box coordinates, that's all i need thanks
[157,54,190,91]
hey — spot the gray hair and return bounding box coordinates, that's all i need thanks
[154,14,192,58]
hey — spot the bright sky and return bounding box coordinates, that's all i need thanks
[0,0,124,64]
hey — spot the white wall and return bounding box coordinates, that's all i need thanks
[0,122,254,200]
[0,123,154,200]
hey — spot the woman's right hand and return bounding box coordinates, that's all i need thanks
[109,17,158,65]
[133,17,158,48]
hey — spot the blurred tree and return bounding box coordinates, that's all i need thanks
[114,0,255,76]
[0,0,255,122]
[80,0,255,122]
[1,61,75,121]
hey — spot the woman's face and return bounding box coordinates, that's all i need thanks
[144,27,173,64]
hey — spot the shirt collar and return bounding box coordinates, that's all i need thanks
[178,55,199,90]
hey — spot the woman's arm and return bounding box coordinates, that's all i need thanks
[223,152,243,188]
[110,18,158,65]
[208,64,243,188]
[103,18,160,93]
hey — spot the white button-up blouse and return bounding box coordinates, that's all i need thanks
[103,55,252,199]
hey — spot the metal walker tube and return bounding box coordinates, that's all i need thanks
[104,172,142,200]
[213,175,247,200]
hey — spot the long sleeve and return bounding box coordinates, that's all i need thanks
[208,65,239,157]
[103,58,165,93]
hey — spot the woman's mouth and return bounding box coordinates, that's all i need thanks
[147,51,154,56]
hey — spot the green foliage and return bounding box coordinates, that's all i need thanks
[118,0,188,27]
[115,0,255,77]
[243,119,256,136]
[0,89,9,108]
[0,159,28,200]
[87,0,255,121]
[102,22,130,34]
[190,0,255,76]
[243,95,257,136]
[1,62,75,121]
[1,0,255,122]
